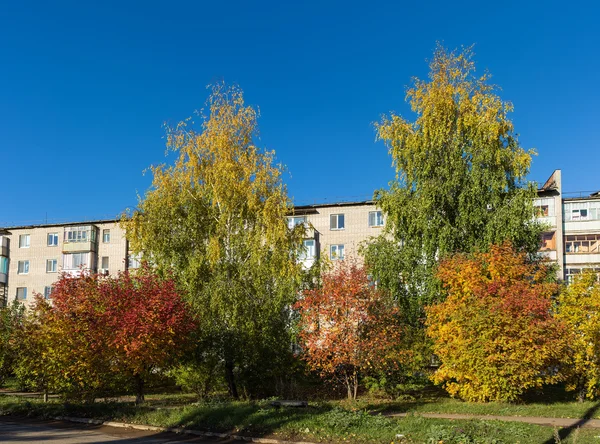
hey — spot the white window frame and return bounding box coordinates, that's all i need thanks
[63,252,90,270]
[17,260,30,274]
[19,234,30,248]
[330,244,345,260]
[330,214,345,230]
[101,256,109,269]
[16,287,27,300]
[46,259,58,273]
[300,239,316,261]
[128,253,141,269]
[287,216,306,229]
[44,286,54,299]
[47,233,59,246]
[369,211,384,227]
[103,229,110,243]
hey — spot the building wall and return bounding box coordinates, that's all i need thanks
[293,202,384,267]
[562,197,600,282]
[4,220,128,306]
[96,222,129,275]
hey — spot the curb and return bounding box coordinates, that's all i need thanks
[54,416,317,444]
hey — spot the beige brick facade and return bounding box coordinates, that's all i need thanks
[3,220,128,306]
[292,201,384,266]
[3,175,599,308]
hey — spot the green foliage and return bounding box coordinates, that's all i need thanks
[169,362,225,398]
[0,300,25,387]
[557,271,600,400]
[364,45,543,322]
[123,83,304,399]
[427,243,567,402]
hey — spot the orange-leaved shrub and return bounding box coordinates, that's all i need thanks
[426,242,567,402]
[294,261,406,400]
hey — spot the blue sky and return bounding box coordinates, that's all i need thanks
[1,1,598,226]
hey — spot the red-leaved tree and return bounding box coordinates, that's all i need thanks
[18,267,195,403]
[294,261,404,400]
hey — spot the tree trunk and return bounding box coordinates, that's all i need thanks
[344,372,352,400]
[43,389,48,403]
[135,374,145,405]
[353,370,358,400]
[225,359,239,399]
[578,386,586,403]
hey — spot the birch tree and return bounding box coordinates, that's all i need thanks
[365,45,543,322]
[124,84,304,398]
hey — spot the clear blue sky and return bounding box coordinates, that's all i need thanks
[2,1,598,226]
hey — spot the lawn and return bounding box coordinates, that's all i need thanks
[1,394,599,443]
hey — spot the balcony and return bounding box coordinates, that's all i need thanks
[0,236,9,257]
[62,225,99,253]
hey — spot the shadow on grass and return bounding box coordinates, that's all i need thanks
[171,402,329,438]
[541,401,600,444]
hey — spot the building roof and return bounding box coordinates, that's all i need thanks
[290,200,376,215]
[3,219,120,231]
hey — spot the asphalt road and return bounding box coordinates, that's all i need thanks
[0,416,238,443]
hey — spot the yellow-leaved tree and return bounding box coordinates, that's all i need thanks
[557,271,600,401]
[123,84,305,398]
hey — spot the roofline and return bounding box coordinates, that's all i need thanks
[3,219,120,231]
[563,196,600,202]
[291,200,376,212]
[2,202,379,229]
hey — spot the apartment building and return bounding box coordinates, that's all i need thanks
[1,170,597,308]
[0,230,9,306]
[534,170,600,282]
[288,201,384,268]
[2,220,131,307]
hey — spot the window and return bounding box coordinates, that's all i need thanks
[47,233,59,246]
[19,234,30,248]
[330,214,345,230]
[369,211,384,227]
[46,259,57,273]
[571,209,588,221]
[101,256,109,269]
[565,267,600,285]
[17,260,29,274]
[103,229,110,243]
[535,205,549,217]
[0,257,8,274]
[63,252,90,269]
[287,216,306,229]
[564,202,600,221]
[44,286,54,299]
[128,253,141,269]
[16,287,27,300]
[330,244,345,260]
[300,239,316,261]
[540,232,556,251]
[565,234,600,254]
[534,197,555,218]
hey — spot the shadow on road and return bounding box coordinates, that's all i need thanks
[542,401,600,444]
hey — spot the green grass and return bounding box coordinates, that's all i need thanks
[1,395,599,443]
[360,396,600,421]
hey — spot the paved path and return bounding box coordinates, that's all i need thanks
[0,416,235,443]
[389,412,600,428]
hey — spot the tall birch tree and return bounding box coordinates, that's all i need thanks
[365,45,543,322]
[124,84,304,398]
